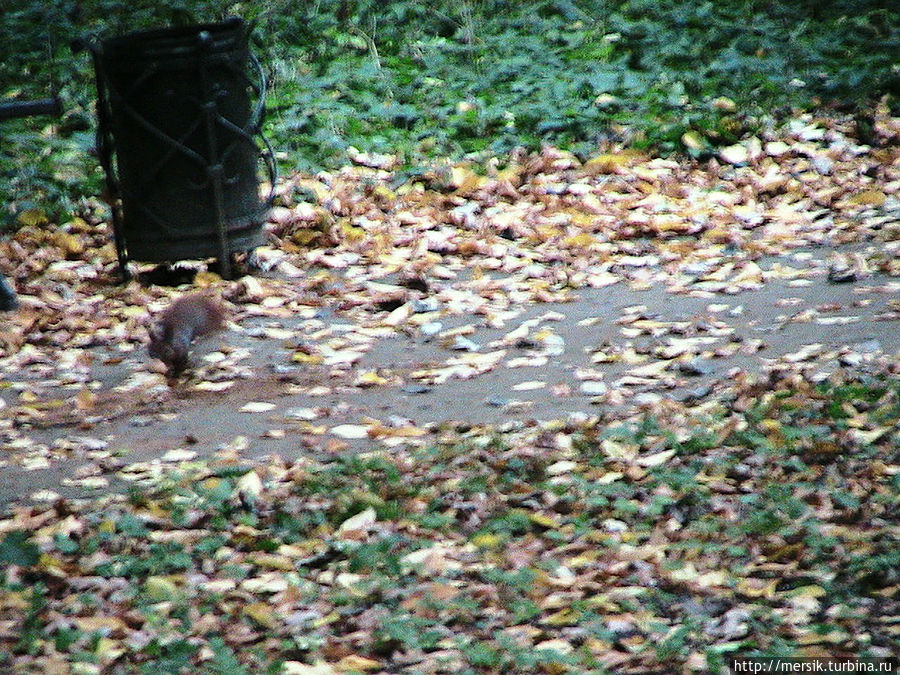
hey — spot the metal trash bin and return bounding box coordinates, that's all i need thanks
[84,18,275,278]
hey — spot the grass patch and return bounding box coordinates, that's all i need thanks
[2,370,897,672]
[1,0,897,223]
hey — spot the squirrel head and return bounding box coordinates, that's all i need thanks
[148,323,189,374]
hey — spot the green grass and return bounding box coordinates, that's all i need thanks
[1,0,897,224]
[1,372,897,673]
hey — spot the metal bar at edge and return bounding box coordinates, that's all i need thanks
[0,98,63,121]
[86,40,132,282]
[197,30,233,280]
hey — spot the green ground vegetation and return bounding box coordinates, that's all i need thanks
[2,372,898,672]
[1,0,897,222]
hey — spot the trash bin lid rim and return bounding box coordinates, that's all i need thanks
[101,17,246,58]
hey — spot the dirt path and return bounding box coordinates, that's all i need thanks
[3,120,900,508]
[2,246,898,506]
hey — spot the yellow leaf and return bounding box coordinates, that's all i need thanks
[583,153,629,175]
[653,216,691,233]
[712,96,736,112]
[292,228,321,246]
[95,637,126,664]
[202,477,222,491]
[338,507,377,533]
[681,131,705,151]
[382,302,412,327]
[563,232,596,248]
[564,209,597,228]
[52,232,84,256]
[731,261,763,284]
[331,424,370,440]
[0,590,29,611]
[568,551,600,569]
[340,222,366,243]
[796,630,847,646]
[194,270,221,286]
[760,419,781,433]
[450,165,487,193]
[75,387,96,411]
[161,449,197,462]
[336,655,381,672]
[737,578,778,599]
[311,611,340,628]
[237,471,263,498]
[355,371,388,387]
[17,208,48,227]
[852,426,891,445]
[695,570,729,587]
[471,533,502,548]
[594,471,624,485]
[704,225,735,244]
[529,513,560,529]
[719,143,749,165]
[243,602,279,629]
[372,185,396,202]
[143,576,179,602]
[199,579,237,593]
[193,380,234,392]
[496,165,522,185]
[239,401,277,413]
[669,563,700,582]
[594,93,618,107]
[786,584,827,598]
[367,423,427,438]
[35,553,66,575]
[601,439,639,460]
[292,352,324,365]
[74,616,128,634]
[847,189,885,207]
[541,608,581,626]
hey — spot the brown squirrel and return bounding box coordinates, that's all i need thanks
[148,294,226,375]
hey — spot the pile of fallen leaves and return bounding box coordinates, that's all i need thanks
[1,108,899,673]
[1,109,898,367]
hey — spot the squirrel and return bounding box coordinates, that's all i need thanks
[148,293,226,375]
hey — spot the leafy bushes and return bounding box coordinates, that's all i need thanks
[0,0,897,221]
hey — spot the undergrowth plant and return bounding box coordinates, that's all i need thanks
[1,0,896,223]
